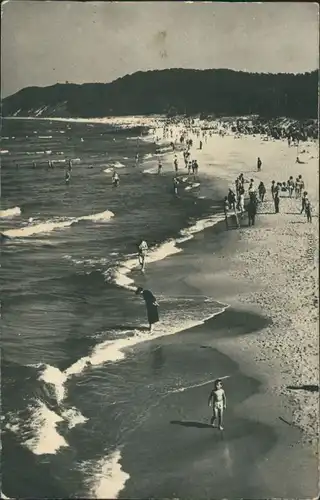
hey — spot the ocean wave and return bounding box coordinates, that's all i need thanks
[4,362,89,456]
[0,150,9,154]
[178,213,225,240]
[105,212,224,291]
[185,182,200,191]
[24,402,69,455]
[3,210,114,238]
[108,161,125,169]
[81,449,129,499]
[5,402,68,455]
[38,136,53,139]
[142,166,158,174]
[63,255,110,267]
[105,240,182,291]
[64,305,227,376]
[0,206,21,218]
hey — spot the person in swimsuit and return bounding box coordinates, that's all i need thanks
[138,239,148,271]
[65,170,71,184]
[174,156,178,173]
[135,287,159,332]
[173,177,179,196]
[304,199,312,223]
[208,379,227,430]
[257,157,262,171]
[112,171,120,187]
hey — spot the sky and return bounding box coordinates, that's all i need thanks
[1,1,319,98]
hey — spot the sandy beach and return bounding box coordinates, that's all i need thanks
[117,123,319,497]
[155,126,319,446]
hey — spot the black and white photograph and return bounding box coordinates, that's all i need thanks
[1,2,319,498]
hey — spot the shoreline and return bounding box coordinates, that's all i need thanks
[117,124,318,496]
[127,123,319,447]
[2,117,318,498]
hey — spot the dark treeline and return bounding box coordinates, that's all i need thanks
[2,68,318,119]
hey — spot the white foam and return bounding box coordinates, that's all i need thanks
[65,306,227,377]
[185,183,200,191]
[0,206,21,218]
[179,214,225,239]
[111,161,125,168]
[82,449,130,499]
[4,219,76,238]
[143,166,158,174]
[61,407,88,429]
[39,136,53,139]
[3,210,114,238]
[38,364,67,403]
[106,240,182,291]
[0,150,9,154]
[23,401,68,455]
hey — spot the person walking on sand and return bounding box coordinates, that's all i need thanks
[257,157,262,172]
[300,191,308,214]
[271,180,276,200]
[135,287,159,332]
[274,190,280,213]
[227,189,237,211]
[137,239,148,271]
[248,197,257,226]
[287,176,294,198]
[248,178,256,195]
[238,187,245,216]
[194,160,199,176]
[174,156,178,173]
[223,196,230,230]
[305,198,312,223]
[258,181,266,202]
[208,379,227,430]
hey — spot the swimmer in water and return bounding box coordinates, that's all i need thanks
[158,159,162,175]
[173,176,179,196]
[112,171,120,187]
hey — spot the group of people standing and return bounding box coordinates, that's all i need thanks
[223,155,313,228]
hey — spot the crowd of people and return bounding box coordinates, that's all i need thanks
[222,164,313,229]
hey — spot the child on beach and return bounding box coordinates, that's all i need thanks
[208,379,227,430]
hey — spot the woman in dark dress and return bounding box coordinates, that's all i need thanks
[135,287,159,332]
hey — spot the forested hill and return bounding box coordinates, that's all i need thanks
[2,68,318,119]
